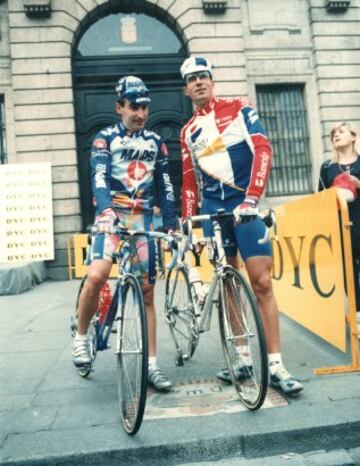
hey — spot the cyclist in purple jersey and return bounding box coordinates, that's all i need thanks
[73,76,177,391]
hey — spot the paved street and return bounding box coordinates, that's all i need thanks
[1,279,360,465]
[177,448,360,466]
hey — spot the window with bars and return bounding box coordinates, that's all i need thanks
[256,84,312,196]
[0,95,6,164]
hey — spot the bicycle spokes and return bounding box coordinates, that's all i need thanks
[219,268,268,410]
[116,276,148,435]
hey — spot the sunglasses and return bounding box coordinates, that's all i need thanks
[184,71,212,84]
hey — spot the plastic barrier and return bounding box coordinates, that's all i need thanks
[270,188,359,374]
[316,190,360,374]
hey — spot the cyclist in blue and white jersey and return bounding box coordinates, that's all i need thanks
[180,56,303,396]
[72,76,177,391]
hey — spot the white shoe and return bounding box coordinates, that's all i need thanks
[269,363,303,395]
[148,365,173,391]
[72,339,91,367]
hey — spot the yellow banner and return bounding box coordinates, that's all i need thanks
[0,162,54,263]
[272,189,346,351]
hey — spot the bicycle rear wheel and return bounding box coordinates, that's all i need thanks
[165,266,198,365]
[218,267,268,410]
[116,275,148,435]
[71,275,97,378]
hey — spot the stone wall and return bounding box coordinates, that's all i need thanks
[1,0,360,279]
[309,0,360,159]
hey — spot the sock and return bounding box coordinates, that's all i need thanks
[149,356,157,368]
[75,331,88,341]
[236,345,252,365]
[268,353,283,374]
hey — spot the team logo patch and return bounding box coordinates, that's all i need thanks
[190,127,202,143]
[127,161,147,181]
[93,138,107,149]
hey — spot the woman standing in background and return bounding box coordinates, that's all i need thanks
[318,122,360,335]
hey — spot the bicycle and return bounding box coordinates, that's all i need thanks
[165,209,275,410]
[71,227,178,435]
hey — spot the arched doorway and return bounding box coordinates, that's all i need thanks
[72,7,191,229]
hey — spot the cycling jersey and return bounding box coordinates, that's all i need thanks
[91,121,177,231]
[181,96,272,219]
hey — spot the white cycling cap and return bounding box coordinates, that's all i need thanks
[180,56,213,80]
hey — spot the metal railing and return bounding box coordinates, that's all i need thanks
[256,84,313,196]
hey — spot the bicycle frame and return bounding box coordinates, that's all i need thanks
[96,229,178,351]
[95,242,132,351]
[194,218,228,333]
[165,216,227,338]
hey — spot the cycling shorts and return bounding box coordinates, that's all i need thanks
[90,212,156,285]
[201,197,272,261]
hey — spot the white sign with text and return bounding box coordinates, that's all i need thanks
[0,162,54,263]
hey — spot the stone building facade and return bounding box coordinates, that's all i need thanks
[0,0,359,279]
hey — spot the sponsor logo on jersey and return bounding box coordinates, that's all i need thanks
[248,109,259,125]
[163,173,175,201]
[192,138,208,156]
[255,151,270,186]
[127,161,147,181]
[95,163,107,188]
[120,149,155,162]
[190,127,202,143]
[93,138,107,149]
[101,126,119,136]
[189,125,208,155]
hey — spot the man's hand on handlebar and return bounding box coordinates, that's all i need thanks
[95,208,119,234]
[233,197,259,223]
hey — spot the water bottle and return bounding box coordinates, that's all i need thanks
[98,282,112,324]
[188,267,208,306]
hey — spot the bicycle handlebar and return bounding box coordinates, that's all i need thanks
[91,226,182,270]
[185,208,278,244]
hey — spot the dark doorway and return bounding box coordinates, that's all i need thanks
[72,10,192,229]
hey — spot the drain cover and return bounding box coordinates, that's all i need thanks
[145,377,287,419]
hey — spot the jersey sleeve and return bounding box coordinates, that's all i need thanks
[181,127,199,220]
[90,131,113,213]
[154,140,178,231]
[240,100,272,199]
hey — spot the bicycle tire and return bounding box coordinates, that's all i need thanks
[71,275,97,378]
[218,266,268,410]
[116,274,148,435]
[165,266,198,363]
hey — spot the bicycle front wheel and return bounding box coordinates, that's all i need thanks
[218,267,268,410]
[165,266,198,364]
[116,275,148,435]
